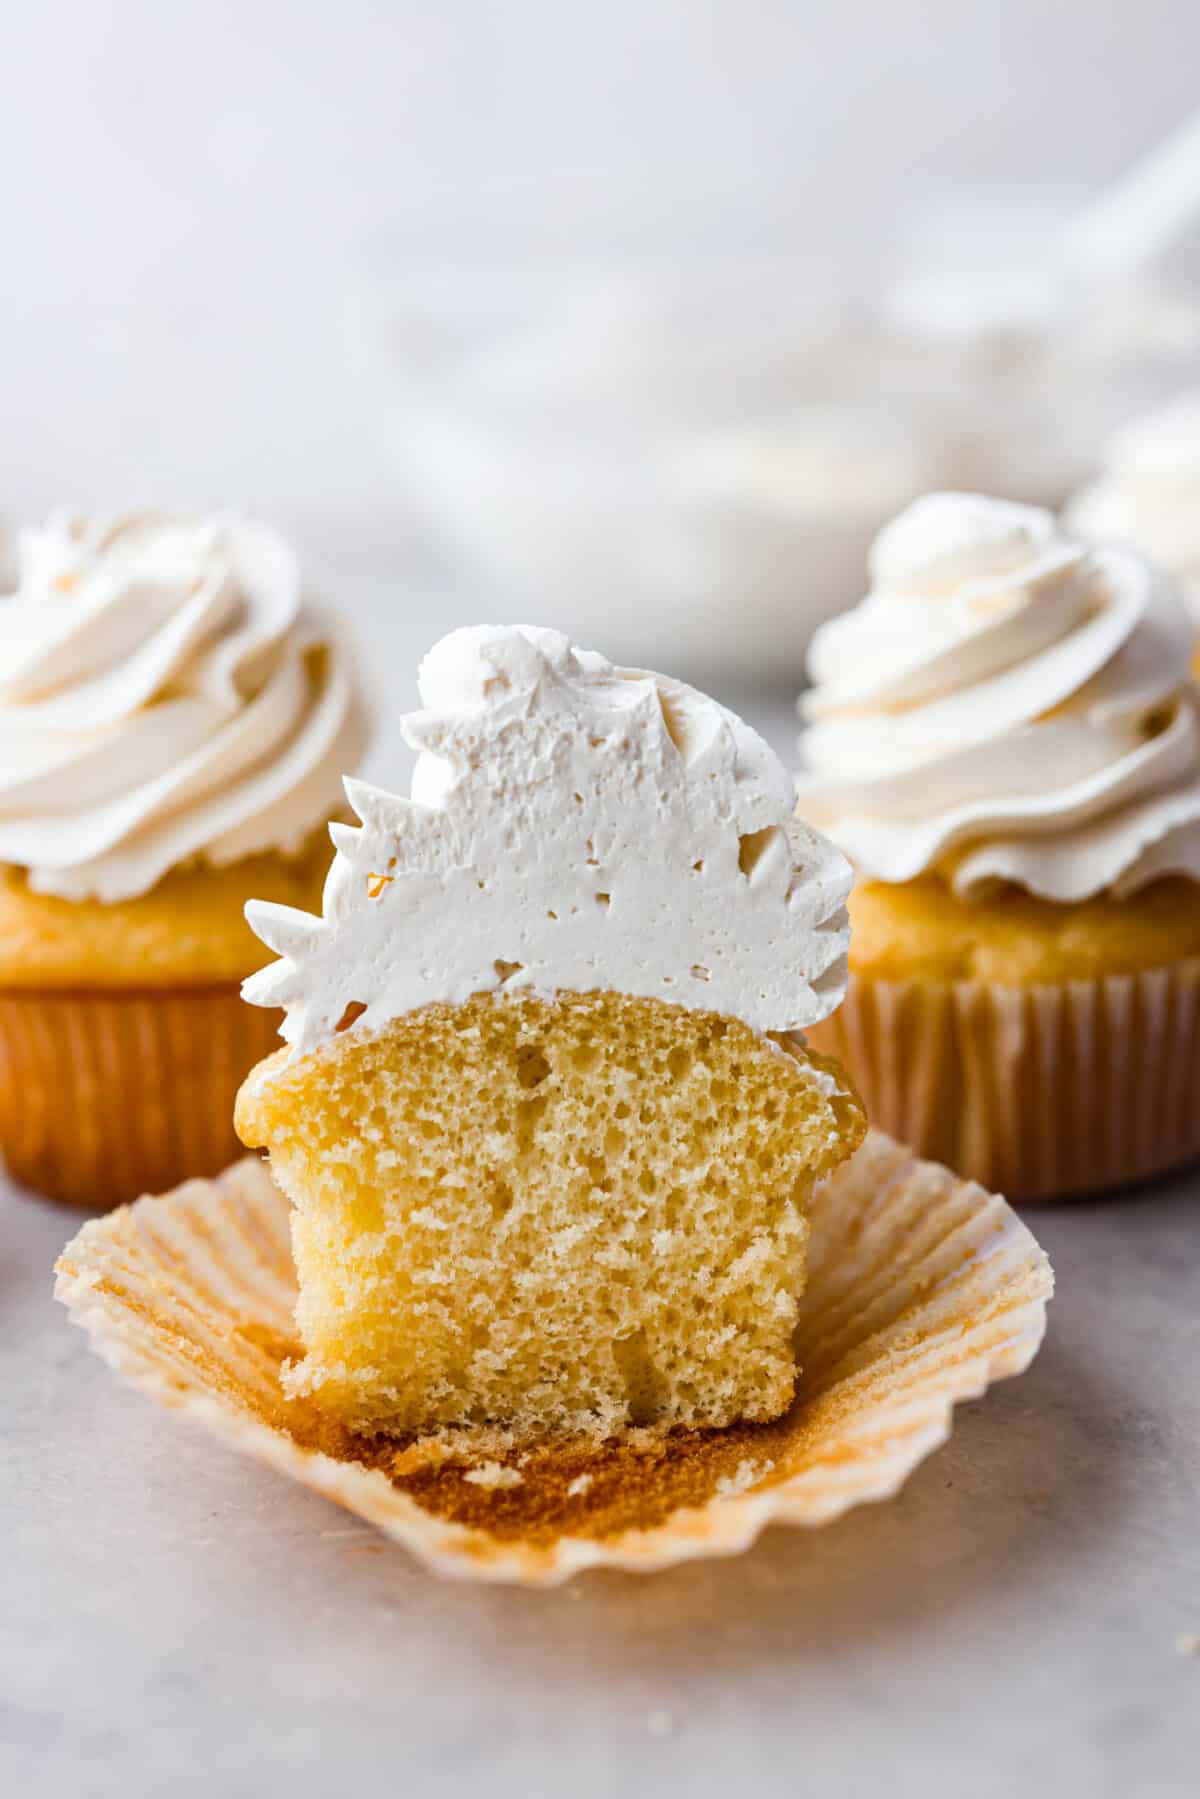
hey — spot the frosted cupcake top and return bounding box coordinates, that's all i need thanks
[1067,391,1200,617]
[0,512,368,903]
[244,624,851,1055]
[796,492,1200,902]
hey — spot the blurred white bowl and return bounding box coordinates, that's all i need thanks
[358,255,1200,680]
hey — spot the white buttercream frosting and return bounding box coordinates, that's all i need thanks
[1067,390,1200,617]
[244,625,851,1056]
[0,512,368,902]
[796,492,1200,902]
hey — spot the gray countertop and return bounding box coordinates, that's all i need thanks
[3,1161,1198,1798]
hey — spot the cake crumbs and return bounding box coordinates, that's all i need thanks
[624,1427,669,1457]
[567,1473,594,1497]
[464,1461,524,1490]
[715,1457,773,1499]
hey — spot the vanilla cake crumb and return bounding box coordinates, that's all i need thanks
[464,1462,524,1490]
[715,1457,774,1499]
[236,988,863,1443]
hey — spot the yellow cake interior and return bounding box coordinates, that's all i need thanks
[235,989,865,1444]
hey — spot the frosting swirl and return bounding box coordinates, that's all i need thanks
[0,512,368,902]
[1068,390,1200,617]
[796,492,1200,902]
[244,624,851,1056]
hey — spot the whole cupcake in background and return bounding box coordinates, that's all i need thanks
[0,511,369,1207]
[1067,389,1200,629]
[797,491,1200,1201]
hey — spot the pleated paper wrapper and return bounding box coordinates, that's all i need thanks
[55,1131,1052,1585]
[0,986,282,1209]
[807,961,1200,1203]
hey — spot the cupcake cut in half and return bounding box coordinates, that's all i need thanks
[797,491,1200,1200]
[236,626,863,1444]
[0,511,369,1206]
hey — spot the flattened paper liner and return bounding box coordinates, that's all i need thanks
[807,962,1200,1202]
[54,1133,1052,1585]
[0,986,284,1209]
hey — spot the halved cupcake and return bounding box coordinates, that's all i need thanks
[236,626,863,1444]
[0,511,369,1207]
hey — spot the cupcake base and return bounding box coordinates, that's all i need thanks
[0,985,282,1209]
[54,1136,1052,1584]
[806,960,1200,1202]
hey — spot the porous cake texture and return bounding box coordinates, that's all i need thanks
[236,989,864,1443]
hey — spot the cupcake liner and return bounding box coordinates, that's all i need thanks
[0,986,282,1209]
[807,960,1200,1202]
[54,1133,1052,1585]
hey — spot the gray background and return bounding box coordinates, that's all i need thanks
[4,1,1200,521]
[7,0,1200,746]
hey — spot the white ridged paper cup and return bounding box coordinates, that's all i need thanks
[54,1133,1052,1584]
[807,961,1200,1202]
[0,986,283,1208]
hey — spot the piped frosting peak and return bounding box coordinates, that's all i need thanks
[797,491,1200,902]
[244,625,851,1054]
[0,511,368,901]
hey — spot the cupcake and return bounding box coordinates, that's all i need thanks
[0,511,369,1207]
[797,492,1200,1201]
[1067,389,1200,626]
[235,625,863,1444]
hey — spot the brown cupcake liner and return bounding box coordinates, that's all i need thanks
[0,985,282,1209]
[806,959,1200,1202]
[54,1133,1052,1584]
